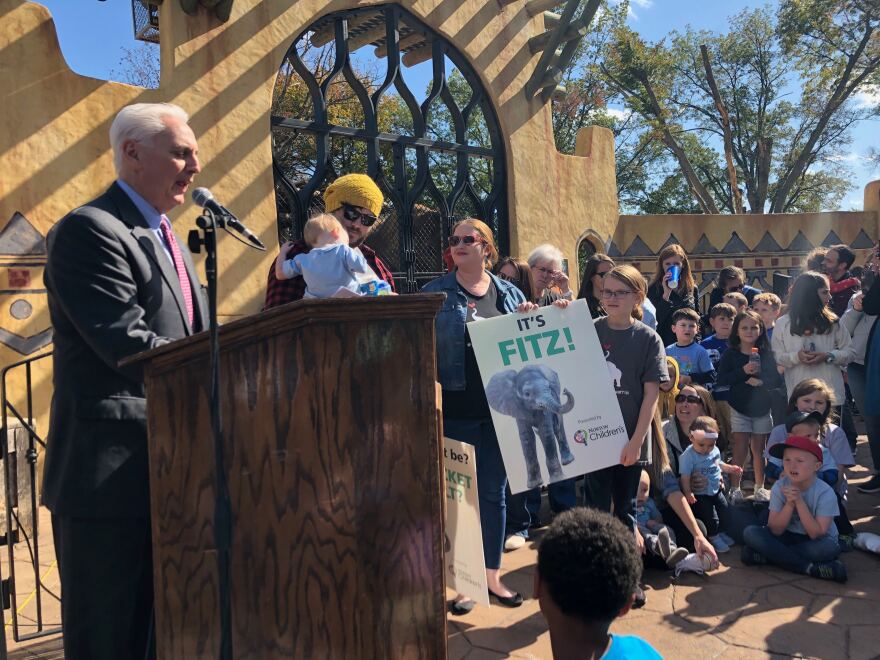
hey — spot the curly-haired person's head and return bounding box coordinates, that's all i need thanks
[537,508,642,626]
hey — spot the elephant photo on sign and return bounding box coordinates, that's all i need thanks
[485,365,575,489]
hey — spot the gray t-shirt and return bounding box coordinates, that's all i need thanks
[594,319,668,456]
[769,477,839,541]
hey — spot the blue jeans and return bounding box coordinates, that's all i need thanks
[743,525,840,574]
[443,418,507,570]
[848,363,880,472]
[692,490,730,537]
[505,479,577,538]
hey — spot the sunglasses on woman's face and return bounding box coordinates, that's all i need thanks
[675,394,702,404]
[448,235,485,247]
[498,273,516,282]
[341,204,379,227]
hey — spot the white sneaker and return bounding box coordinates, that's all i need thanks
[753,487,771,502]
[729,488,745,505]
[504,535,526,551]
[709,535,730,553]
[674,552,715,576]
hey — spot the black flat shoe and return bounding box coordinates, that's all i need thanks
[450,598,476,615]
[488,589,524,607]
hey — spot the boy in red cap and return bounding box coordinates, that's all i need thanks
[740,436,846,582]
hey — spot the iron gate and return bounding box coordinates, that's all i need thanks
[270,4,508,292]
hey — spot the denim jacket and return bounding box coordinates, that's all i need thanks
[421,270,526,390]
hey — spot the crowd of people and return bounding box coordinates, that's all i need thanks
[43,99,877,658]
[259,172,880,621]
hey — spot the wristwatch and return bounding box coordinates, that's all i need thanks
[825,352,835,364]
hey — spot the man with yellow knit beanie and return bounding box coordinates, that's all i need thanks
[264,173,396,308]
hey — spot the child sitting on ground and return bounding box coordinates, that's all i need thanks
[764,378,855,545]
[536,508,662,660]
[275,213,381,298]
[678,416,743,553]
[723,291,749,315]
[635,470,689,568]
[742,436,846,582]
[665,308,715,388]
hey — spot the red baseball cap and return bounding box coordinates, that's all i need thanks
[768,435,823,464]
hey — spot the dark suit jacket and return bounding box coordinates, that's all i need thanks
[42,182,208,518]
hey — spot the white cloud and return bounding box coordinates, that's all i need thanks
[610,0,653,20]
[854,85,880,109]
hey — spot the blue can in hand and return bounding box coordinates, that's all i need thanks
[667,264,681,289]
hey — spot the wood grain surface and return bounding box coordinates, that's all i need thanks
[141,296,446,659]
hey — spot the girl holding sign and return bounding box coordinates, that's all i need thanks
[585,265,669,602]
[422,219,528,615]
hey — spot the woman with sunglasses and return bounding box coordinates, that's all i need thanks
[655,385,724,559]
[422,219,529,615]
[708,266,762,310]
[576,253,615,318]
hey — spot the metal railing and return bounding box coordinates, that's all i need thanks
[0,352,60,655]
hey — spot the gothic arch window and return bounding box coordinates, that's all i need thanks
[271,5,508,292]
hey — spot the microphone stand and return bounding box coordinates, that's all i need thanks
[187,208,233,660]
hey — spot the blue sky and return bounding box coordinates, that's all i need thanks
[35,0,879,210]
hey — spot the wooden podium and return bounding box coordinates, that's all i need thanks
[127,295,447,659]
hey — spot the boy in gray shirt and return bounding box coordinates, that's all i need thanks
[741,436,845,582]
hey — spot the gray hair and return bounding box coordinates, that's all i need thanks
[109,103,190,174]
[527,243,564,269]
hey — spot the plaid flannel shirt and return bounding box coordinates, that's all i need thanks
[263,239,396,310]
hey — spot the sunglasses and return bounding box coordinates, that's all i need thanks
[341,204,379,227]
[498,273,516,282]
[448,235,485,247]
[675,394,703,404]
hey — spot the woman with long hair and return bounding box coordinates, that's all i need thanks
[647,244,699,346]
[494,257,538,303]
[771,271,854,410]
[576,253,615,318]
[421,219,527,615]
[708,265,762,309]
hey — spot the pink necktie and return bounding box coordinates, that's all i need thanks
[159,216,194,327]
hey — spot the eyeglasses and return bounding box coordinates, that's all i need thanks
[341,204,379,227]
[534,266,558,276]
[601,289,635,299]
[675,394,703,404]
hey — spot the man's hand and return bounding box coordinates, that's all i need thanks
[274,241,295,280]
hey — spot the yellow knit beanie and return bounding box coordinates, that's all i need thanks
[323,174,384,218]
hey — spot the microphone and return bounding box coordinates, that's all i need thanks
[191,187,266,251]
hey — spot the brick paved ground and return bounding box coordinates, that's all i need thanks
[448,437,880,660]
[3,440,878,658]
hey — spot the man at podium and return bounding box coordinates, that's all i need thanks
[263,173,396,308]
[42,103,208,660]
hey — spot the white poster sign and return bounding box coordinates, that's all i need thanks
[443,437,489,606]
[468,299,628,494]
